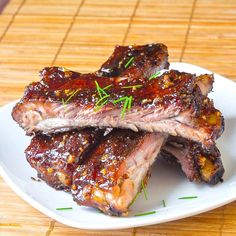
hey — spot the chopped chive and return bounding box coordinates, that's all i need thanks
[95,80,103,98]
[66,90,76,96]
[148,71,161,80]
[101,89,108,96]
[95,94,110,106]
[121,85,143,89]
[128,96,133,110]
[62,98,65,106]
[94,81,113,112]
[113,96,133,118]
[95,80,109,98]
[113,96,128,104]
[129,192,141,207]
[141,180,148,200]
[94,99,109,112]
[125,57,135,68]
[103,84,113,90]
[121,97,129,118]
[56,207,73,211]
[63,89,79,105]
[135,211,156,217]
[178,196,198,200]
[162,200,166,207]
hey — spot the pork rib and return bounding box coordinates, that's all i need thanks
[97,43,169,78]
[12,69,223,146]
[160,136,224,184]
[12,46,223,147]
[72,129,167,216]
[25,128,104,191]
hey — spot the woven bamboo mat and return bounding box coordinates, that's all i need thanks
[0,0,236,235]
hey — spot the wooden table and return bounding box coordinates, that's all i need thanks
[0,0,236,235]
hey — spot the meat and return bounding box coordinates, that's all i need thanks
[196,74,214,96]
[97,43,169,78]
[13,42,225,217]
[160,136,224,185]
[12,47,223,147]
[12,43,170,132]
[25,126,166,215]
[25,128,104,191]
[72,129,167,216]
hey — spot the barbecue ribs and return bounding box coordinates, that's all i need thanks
[12,44,223,147]
[25,128,103,191]
[72,129,167,216]
[160,136,224,184]
[11,43,225,217]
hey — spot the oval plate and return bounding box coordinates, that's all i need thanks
[1,62,236,230]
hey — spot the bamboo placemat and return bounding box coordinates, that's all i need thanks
[0,0,236,235]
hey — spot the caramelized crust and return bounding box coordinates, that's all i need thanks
[13,43,225,217]
[72,129,166,216]
[25,128,103,190]
[160,136,224,185]
[196,74,214,96]
[12,68,223,146]
[16,69,196,108]
[97,43,169,78]
[12,43,223,147]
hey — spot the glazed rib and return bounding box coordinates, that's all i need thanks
[12,46,223,147]
[97,43,169,78]
[160,136,224,185]
[13,42,225,217]
[13,70,223,146]
[12,43,170,132]
[25,128,104,191]
[72,129,167,216]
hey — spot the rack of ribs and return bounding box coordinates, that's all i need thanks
[72,129,166,216]
[11,43,225,216]
[25,127,223,215]
[25,128,166,215]
[12,45,223,148]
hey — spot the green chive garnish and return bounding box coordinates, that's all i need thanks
[129,192,141,207]
[162,200,166,207]
[62,89,79,105]
[148,71,161,80]
[113,96,127,104]
[95,94,110,106]
[94,81,133,117]
[56,207,73,211]
[113,96,133,118]
[121,97,129,118]
[121,85,142,89]
[135,211,156,217]
[128,96,133,110]
[141,180,148,200]
[95,80,108,98]
[125,57,135,68]
[94,81,113,111]
[62,98,65,106]
[103,84,113,90]
[94,99,109,112]
[66,90,77,96]
[178,196,198,200]
[65,89,79,103]
[95,81,102,98]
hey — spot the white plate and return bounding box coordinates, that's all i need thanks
[1,62,236,230]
